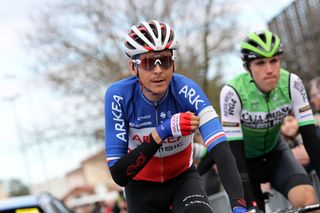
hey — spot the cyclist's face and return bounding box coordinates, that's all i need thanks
[130,50,174,101]
[249,56,281,93]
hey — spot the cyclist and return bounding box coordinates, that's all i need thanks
[105,20,249,213]
[219,30,320,212]
[309,77,320,137]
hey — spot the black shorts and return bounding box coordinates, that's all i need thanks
[246,141,312,201]
[124,165,213,213]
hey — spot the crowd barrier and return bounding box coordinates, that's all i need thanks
[208,171,320,212]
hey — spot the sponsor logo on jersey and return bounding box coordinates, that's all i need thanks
[129,121,152,128]
[299,105,311,113]
[241,106,290,128]
[158,141,184,152]
[129,127,191,155]
[137,114,151,121]
[159,136,184,153]
[112,95,126,142]
[223,91,237,117]
[225,129,242,134]
[132,134,182,144]
[228,99,237,115]
[250,99,259,108]
[270,93,287,105]
[179,85,205,110]
[132,134,152,144]
[300,112,313,119]
[131,133,186,155]
[171,114,179,134]
[222,121,240,127]
[127,152,146,175]
[160,112,167,119]
[293,79,308,102]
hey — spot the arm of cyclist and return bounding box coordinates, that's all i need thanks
[299,125,320,174]
[108,112,198,186]
[210,141,249,211]
[197,105,248,210]
[229,140,259,209]
[290,73,320,178]
[219,85,259,209]
[108,132,161,186]
[225,143,261,213]
[196,146,216,176]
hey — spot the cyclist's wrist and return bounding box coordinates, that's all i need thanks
[231,198,247,208]
[151,130,162,144]
[155,116,172,141]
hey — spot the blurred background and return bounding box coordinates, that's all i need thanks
[1,0,319,211]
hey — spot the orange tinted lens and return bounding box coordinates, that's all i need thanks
[139,55,173,71]
[160,55,173,69]
[140,57,156,70]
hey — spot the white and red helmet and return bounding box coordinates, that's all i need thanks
[124,20,179,58]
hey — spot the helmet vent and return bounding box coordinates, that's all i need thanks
[124,20,179,58]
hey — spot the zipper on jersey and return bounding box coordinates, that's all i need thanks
[263,93,270,156]
[155,102,159,126]
[154,101,164,182]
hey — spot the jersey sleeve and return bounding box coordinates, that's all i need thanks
[104,86,129,167]
[174,75,227,151]
[290,73,315,126]
[198,107,227,151]
[219,85,243,141]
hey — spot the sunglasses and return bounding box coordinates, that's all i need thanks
[132,54,175,71]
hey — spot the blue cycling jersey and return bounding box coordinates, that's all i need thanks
[105,74,226,182]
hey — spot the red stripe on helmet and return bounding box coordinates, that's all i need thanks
[165,41,173,49]
[129,26,148,38]
[143,46,153,51]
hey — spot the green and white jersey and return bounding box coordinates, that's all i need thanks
[220,69,315,158]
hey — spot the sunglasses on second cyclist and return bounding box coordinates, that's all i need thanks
[132,54,175,71]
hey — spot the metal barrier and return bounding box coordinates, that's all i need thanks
[208,191,231,213]
[265,189,291,213]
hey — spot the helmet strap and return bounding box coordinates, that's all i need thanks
[243,61,255,81]
[243,62,249,71]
